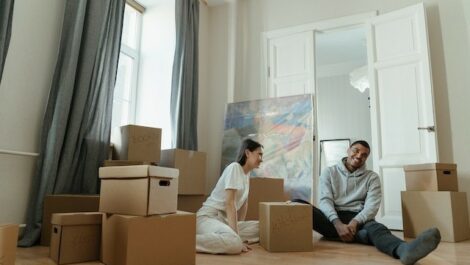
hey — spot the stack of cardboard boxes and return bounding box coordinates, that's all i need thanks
[49,124,203,265]
[401,163,470,242]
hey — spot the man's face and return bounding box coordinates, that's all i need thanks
[346,144,370,170]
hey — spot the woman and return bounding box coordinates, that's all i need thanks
[196,138,263,254]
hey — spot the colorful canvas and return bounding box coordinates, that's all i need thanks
[221,94,314,201]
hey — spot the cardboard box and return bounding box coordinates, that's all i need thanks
[102,212,196,265]
[103,160,152,167]
[246,178,285,220]
[160,149,207,195]
[41,194,100,246]
[99,165,179,216]
[0,224,19,265]
[401,191,470,242]
[259,202,313,252]
[115,125,162,162]
[177,195,208,213]
[50,212,102,264]
[404,163,458,191]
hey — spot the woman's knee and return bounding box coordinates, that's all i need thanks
[222,234,244,254]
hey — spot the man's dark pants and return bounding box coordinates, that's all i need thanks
[296,200,405,258]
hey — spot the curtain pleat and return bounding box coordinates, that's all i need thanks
[0,0,15,83]
[170,0,199,150]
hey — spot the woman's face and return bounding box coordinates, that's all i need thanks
[245,147,263,169]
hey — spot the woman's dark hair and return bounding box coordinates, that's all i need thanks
[236,138,263,166]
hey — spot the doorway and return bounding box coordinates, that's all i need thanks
[314,26,373,202]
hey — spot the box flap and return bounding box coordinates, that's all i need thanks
[51,212,103,225]
[99,165,178,179]
[403,163,457,171]
[148,165,179,179]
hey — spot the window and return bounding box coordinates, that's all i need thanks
[111,4,142,144]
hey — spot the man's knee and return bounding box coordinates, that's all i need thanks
[362,220,391,234]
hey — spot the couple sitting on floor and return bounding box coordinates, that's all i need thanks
[195,138,440,265]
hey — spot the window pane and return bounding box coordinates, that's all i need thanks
[114,53,133,101]
[121,5,139,49]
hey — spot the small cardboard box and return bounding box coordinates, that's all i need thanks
[115,125,162,162]
[99,165,179,216]
[102,212,196,265]
[160,149,207,195]
[246,178,285,220]
[259,202,313,252]
[41,194,100,246]
[0,224,19,265]
[177,195,208,213]
[401,191,470,242]
[50,212,102,264]
[403,163,458,191]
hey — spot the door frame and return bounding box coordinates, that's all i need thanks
[261,11,377,206]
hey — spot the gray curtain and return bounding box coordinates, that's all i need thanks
[0,0,14,83]
[19,0,125,247]
[170,0,199,150]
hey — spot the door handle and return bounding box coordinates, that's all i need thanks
[417,126,435,132]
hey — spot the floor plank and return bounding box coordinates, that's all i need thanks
[15,232,470,265]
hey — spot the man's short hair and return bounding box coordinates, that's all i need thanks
[350,140,370,151]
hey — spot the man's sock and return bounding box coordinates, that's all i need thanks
[396,227,441,265]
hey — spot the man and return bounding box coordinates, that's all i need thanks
[295,140,441,265]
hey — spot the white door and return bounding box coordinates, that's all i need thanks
[267,31,315,97]
[367,3,438,229]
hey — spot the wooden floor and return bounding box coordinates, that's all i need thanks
[16,232,470,265]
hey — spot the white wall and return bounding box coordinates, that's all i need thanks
[200,4,230,192]
[201,0,470,217]
[0,0,65,224]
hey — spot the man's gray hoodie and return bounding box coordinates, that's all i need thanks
[319,157,382,224]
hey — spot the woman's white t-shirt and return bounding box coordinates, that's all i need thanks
[202,162,250,211]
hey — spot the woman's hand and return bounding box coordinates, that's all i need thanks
[241,243,252,252]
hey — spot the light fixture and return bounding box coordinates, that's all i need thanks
[349,65,369,93]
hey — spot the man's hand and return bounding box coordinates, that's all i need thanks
[347,219,359,235]
[333,219,355,242]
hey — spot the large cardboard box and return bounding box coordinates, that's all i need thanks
[259,202,313,252]
[401,191,470,242]
[160,149,207,195]
[403,163,458,191]
[0,224,19,265]
[102,212,196,265]
[177,195,208,213]
[50,212,102,264]
[99,165,179,216]
[246,178,285,220]
[41,194,100,246]
[115,125,162,162]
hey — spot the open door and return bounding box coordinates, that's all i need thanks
[367,3,438,229]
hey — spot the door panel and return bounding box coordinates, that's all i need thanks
[267,32,314,97]
[368,3,438,229]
